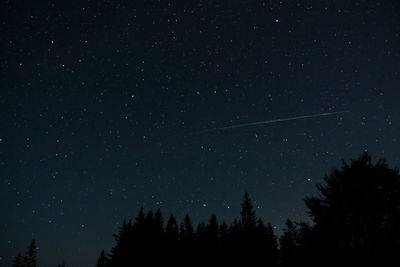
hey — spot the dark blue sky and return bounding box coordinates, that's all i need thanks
[1,0,399,266]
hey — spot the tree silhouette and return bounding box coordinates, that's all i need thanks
[165,214,179,263]
[266,223,280,265]
[90,153,400,266]
[304,152,400,266]
[227,192,261,266]
[205,213,219,250]
[23,240,37,267]
[280,219,301,266]
[144,211,155,244]
[219,221,229,245]
[199,214,219,264]
[240,192,257,232]
[135,208,145,228]
[154,209,164,236]
[108,219,133,266]
[166,214,179,242]
[12,252,23,267]
[256,220,279,266]
[224,219,242,265]
[182,214,194,241]
[95,250,108,267]
[153,209,165,265]
[10,152,400,267]
[179,214,195,265]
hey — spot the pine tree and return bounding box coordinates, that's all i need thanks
[219,221,229,261]
[265,223,279,266]
[12,252,23,267]
[153,209,165,265]
[238,193,259,266]
[240,192,257,232]
[24,240,37,267]
[205,213,219,249]
[96,250,108,267]
[166,214,179,242]
[179,214,194,265]
[165,214,179,263]
[180,214,194,242]
[109,219,132,266]
[154,209,164,235]
[196,221,206,240]
[135,208,145,230]
[255,219,278,266]
[145,210,154,234]
[205,214,219,262]
[219,221,229,243]
[280,219,300,267]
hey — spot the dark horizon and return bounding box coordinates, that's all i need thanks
[12,152,400,267]
[1,0,400,266]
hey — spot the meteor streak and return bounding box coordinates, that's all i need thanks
[202,110,350,132]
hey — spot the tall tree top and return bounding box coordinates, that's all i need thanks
[166,214,179,241]
[24,240,37,267]
[240,192,257,231]
[12,252,23,267]
[154,209,164,230]
[135,207,145,225]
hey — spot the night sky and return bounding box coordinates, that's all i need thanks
[1,0,400,266]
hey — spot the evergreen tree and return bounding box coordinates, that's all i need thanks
[12,252,23,267]
[134,208,145,230]
[165,214,179,263]
[225,220,242,265]
[205,214,219,250]
[179,214,194,265]
[255,219,268,263]
[166,214,179,242]
[206,214,219,235]
[154,209,164,235]
[180,214,194,242]
[144,210,154,234]
[109,219,133,266]
[280,219,300,267]
[218,221,229,262]
[265,223,279,266]
[24,240,37,267]
[96,250,108,267]
[253,219,279,266]
[153,209,165,265]
[219,221,229,244]
[196,221,206,240]
[205,214,220,263]
[240,192,257,232]
[195,221,207,263]
[239,193,258,266]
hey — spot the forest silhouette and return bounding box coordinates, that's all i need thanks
[12,152,400,266]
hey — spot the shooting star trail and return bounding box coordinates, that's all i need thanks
[200,110,350,133]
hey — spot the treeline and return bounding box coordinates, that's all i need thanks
[12,153,400,266]
[12,240,65,267]
[96,152,400,267]
[96,192,279,267]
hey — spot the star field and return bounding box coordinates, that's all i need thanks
[1,1,399,266]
